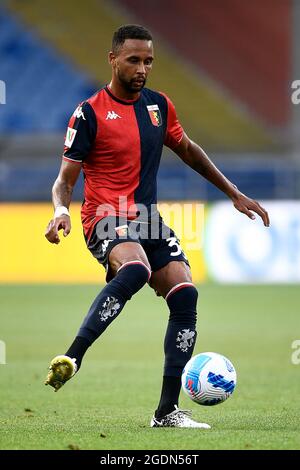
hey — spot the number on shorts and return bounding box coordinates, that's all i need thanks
[167,237,182,257]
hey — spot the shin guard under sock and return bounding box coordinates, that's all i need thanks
[156,283,198,417]
[66,261,150,366]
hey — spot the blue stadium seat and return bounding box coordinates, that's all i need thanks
[0,7,98,133]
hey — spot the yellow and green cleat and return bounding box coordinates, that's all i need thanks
[45,355,77,392]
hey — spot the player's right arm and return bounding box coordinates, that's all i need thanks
[45,101,97,244]
[45,160,81,244]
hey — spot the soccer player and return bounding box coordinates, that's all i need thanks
[45,25,269,428]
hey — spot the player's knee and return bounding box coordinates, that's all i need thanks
[115,260,151,299]
[165,283,198,323]
[109,242,150,273]
[118,260,151,281]
[166,283,198,305]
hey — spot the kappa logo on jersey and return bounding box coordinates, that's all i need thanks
[147,104,162,127]
[73,105,86,120]
[64,127,77,148]
[106,111,121,120]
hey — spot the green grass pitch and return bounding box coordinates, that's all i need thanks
[0,284,299,450]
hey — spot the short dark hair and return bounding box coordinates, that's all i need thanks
[112,24,152,54]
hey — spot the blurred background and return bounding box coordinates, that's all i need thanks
[0,0,299,283]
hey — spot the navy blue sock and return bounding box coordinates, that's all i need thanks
[68,261,150,365]
[163,284,198,377]
[65,336,91,370]
[156,284,198,418]
[155,376,182,419]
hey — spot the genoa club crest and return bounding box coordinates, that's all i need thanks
[147,104,162,127]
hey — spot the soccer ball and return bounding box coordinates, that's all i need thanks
[181,352,237,406]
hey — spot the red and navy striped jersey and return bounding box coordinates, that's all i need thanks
[63,85,183,240]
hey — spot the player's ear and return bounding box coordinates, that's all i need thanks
[108,51,116,66]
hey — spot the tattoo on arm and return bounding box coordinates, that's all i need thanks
[52,178,74,209]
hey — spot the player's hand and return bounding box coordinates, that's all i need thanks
[230,190,270,227]
[45,215,71,244]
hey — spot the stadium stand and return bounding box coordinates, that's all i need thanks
[0,7,97,132]
[118,0,291,128]
[0,1,298,203]
[6,0,276,150]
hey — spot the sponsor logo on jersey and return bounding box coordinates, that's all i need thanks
[147,104,162,127]
[106,111,121,120]
[64,127,77,148]
[73,105,86,120]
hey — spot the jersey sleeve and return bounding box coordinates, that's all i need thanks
[160,93,184,150]
[62,101,97,163]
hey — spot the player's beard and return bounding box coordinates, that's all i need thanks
[117,70,146,93]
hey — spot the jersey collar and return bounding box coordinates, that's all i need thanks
[105,85,141,105]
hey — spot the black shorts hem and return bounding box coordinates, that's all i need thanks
[150,257,190,274]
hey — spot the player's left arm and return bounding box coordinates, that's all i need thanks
[174,132,270,227]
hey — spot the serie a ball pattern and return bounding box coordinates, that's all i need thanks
[182,352,237,406]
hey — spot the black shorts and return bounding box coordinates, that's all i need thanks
[85,215,190,282]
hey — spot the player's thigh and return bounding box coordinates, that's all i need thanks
[150,261,192,298]
[109,241,151,276]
